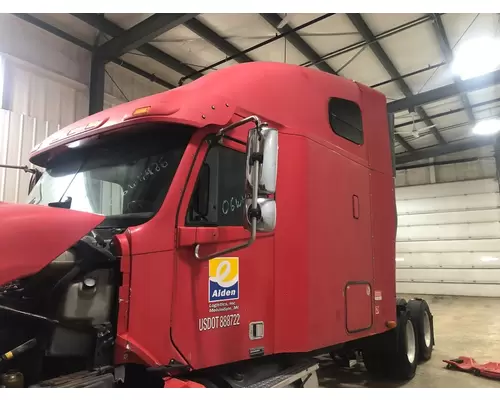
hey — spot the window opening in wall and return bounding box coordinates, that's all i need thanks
[328,97,364,145]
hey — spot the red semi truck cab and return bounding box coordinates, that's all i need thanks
[0,62,416,388]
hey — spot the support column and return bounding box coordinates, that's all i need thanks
[494,137,500,190]
[89,54,105,115]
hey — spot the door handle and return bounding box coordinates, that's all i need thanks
[352,195,360,219]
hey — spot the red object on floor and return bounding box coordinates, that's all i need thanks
[443,357,500,380]
[163,377,206,388]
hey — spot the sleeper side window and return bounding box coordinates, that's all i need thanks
[186,144,246,227]
[328,97,364,145]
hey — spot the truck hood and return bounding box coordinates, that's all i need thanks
[0,203,105,286]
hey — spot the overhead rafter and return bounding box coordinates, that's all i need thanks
[72,13,203,80]
[96,13,198,60]
[388,68,500,113]
[372,62,446,89]
[116,60,175,89]
[396,136,496,164]
[347,13,446,146]
[183,18,253,63]
[430,13,475,124]
[260,13,337,75]
[12,13,175,89]
[89,55,105,114]
[395,97,500,129]
[301,14,440,69]
[179,13,335,84]
[393,135,414,152]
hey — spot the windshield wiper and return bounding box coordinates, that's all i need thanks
[48,196,72,209]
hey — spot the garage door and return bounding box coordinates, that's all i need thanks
[395,178,500,297]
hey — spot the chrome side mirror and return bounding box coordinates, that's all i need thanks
[194,116,278,261]
[244,123,278,234]
[245,198,276,232]
[246,126,278,194]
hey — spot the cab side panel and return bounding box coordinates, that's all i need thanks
[361,84,397,329]
[305,136,374,349]
[369,170,397,331]
[172,236,275,368]
[273,134,310,353]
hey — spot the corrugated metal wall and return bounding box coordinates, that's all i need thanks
[0,54,88,203]
[6,57,88,125]
[0,109,57,202]
[395,146,497,187]
[395,153,500,297]
[0,14,167,204]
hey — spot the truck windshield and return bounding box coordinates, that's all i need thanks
[26,123,193,227]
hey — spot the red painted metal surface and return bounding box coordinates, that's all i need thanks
[444,357,500,380]
[346,283,373,333]
[0,203,103,286]
[114,233,132,337]
[23,62,396,372]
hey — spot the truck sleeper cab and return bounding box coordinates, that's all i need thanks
[0,62,433,388]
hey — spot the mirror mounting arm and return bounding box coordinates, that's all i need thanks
[194,160,259,261]
[217,115,264,140]
[195,116,264,262]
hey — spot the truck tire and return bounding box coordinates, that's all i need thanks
[363,309,419,381]
[407,299,434,361]
[391,309,419,380]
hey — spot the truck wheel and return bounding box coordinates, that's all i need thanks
[391,310,419,380]
[407,299,434,361]
[363,309,418,381]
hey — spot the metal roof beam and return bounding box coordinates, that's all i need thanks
[431,14,476,124]
[116,60,175,89]
[13,13,175,89]
[96,14,198,60]
[14,13,92,51]
[179,13,335,84]
[260,13,337,75]
[388,68,500,113]
[394,134,414,152]
[72,13,202,80]
[89,55,105,114]
[396,136,496,164]
[183,18,253,63]
[347,13,446,145]
[395,97,500,129]
[301,14,439,69]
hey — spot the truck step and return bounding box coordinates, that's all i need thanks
[247,359,320,388]
[31,368,115,388]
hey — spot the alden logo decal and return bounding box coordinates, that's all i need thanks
[209,257,239,302]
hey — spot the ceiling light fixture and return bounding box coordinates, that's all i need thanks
[472,118,500,136]
[451,37,500,80]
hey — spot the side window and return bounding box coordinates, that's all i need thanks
[328,97,364,145]
[187,144,246,226]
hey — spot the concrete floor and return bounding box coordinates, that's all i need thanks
[318,295,500,388]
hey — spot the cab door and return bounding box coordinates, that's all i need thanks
[171,136,275,369]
